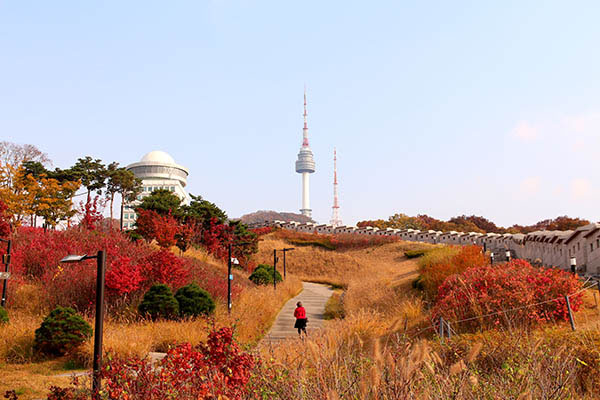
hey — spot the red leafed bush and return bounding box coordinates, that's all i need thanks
[184,257,250,301]
[250,226,273,237]
[78,196,104,231]
[152,212,180,249]
[8,226,155,311]
[202,217,233,260]
[274,230,398,251]
[418,245,488,299]
[105,256,144,296]
[432,259,584,331]
[141,249,188,289]
[49,327,257,399]
[11,226,154,280]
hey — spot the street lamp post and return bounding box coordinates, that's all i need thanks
[60,251,106,399]
[227,241,250,314]
[0,238,12,308]
[273,249,278,290]
[227,244,241,315]
[280,248,295,279]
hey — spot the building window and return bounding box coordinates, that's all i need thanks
[591,243,594,252]
[597,239,600,250]
[171,186,175,191]
[577,243,580,251]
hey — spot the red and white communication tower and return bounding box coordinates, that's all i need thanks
[330,148,343,227]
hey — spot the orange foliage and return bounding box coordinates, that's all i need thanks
[418,245,488,299]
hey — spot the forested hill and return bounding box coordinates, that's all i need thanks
[240,210,314,225]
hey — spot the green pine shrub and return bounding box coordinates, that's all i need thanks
[138,283,179,320]
[175,283,215,317]
[0,305,8,324]
[34,307,92,356]
[249,264,283,285]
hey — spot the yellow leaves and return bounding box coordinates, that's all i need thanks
[0,161,80,227]
[576,357,588,366]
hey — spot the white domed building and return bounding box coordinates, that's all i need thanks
[122,151,191,229]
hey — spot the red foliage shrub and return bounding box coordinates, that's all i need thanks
[140,249,188,289]
[184,257,251,301]
[250,226,273,237]
[48,327,257,399]
[133,209,157,242]
[202,217,233,260]
[418,245,488,299]
[274,229,398,251]
[78,196,104,231]
[105,256,144,296]
[176,221,201,253]
[9,226,155,311]
[152,212,179,248]
[432,259,584,331]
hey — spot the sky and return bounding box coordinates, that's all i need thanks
[1,1,599,227]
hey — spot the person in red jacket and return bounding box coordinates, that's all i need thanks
[293,301,308,338]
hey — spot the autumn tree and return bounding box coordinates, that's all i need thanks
[105,163,142,229]
[35,177,80,229]
[0,164,40,227]
[0,200,11,238]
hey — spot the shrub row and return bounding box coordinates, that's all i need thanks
[138,283,215,320]
[432,259,584,331]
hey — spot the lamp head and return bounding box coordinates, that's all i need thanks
[60,254,88,263]
[231,257,240,265]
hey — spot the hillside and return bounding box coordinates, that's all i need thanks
[239,210,314,225]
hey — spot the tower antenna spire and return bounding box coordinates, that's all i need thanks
[302,86,309,147]
[330,148,342,227]
[296,86,316,218]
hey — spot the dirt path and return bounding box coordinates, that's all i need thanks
[262,282,333,344]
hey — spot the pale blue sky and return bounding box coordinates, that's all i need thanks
[1,1,599,227]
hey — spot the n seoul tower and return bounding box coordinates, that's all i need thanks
[295,88,316,218]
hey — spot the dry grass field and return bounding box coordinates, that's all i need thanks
[4,231,600,398]
[0,243,302,399]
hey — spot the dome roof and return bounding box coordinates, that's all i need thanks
[140,150,176,165]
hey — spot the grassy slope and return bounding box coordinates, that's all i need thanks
[0,245,303,399]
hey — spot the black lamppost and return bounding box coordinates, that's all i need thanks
[227,241,251,314]
[280,248,295,279]
[60,251,106,399]
[273,249,278,290]
[0,238,11,308]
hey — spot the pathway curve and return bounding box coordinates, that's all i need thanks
[262,281,333,344]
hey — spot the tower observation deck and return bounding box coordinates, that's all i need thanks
[295,89,315,218]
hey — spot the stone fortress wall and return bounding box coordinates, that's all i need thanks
[249,220,600,277]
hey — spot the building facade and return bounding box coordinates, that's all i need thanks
[122,150,190,229]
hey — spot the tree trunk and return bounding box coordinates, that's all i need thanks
[120,193,124,231]
[109,193,114,230]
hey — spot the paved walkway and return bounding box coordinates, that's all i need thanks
[262,281,333,344]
